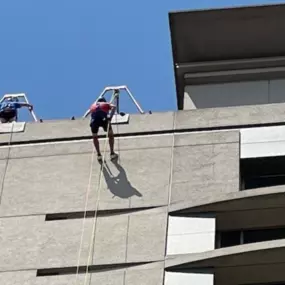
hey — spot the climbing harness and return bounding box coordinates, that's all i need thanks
[76,86,144,284]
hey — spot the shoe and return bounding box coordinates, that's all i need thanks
[110,153,118,160]
[97,154,103,162]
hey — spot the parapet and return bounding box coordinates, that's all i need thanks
[3,101,285,145]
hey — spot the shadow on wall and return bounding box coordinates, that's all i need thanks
[102,159,142,199]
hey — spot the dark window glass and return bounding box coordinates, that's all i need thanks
[244,228,285,244]
[241,156,285,190]
[220,231,240,248]
[244,175,285,189]
[242,283,285,285]
[220,227,285,248]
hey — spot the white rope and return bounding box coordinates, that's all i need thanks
[115,112,121,163]
[75,138,97,282]
[76,94,119,284]
[84,121,111,285]
[162,114,176,283]
[167,119,176,207]
[0,121,15,205]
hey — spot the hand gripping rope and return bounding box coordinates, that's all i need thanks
[75,92,120,285]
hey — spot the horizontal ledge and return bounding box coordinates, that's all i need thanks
[177,56,285,69]
[2,119,285,148]
[37,262,149,277]
[45,207,155,221]
[184,66,285,79]
[165,239,285,270]
[169,3,285,16]
[169,185,285,214]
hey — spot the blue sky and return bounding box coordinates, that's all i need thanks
[0,0,284,121]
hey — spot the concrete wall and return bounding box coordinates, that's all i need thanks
[0,208,167,272]
[1,104,285,284]
[184,79,285,110]
[0,122,240,284]
[0,130,240,217]
[0,267,164,285]
[171,131,240,204]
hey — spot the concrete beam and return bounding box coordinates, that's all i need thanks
[166,239,285,269]
[170,185,285,214]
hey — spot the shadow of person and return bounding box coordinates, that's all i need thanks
[102,159,142,199]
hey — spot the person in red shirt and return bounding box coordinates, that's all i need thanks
[89,97,118,162]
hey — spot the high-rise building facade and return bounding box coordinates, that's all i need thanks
[1,3,285,285]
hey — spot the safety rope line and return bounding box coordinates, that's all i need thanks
[84,120,111,285]
[0,122,15,205]
[76,93,117,285]
[75,137,97,282]
[162,112,176,283]
[75,125,110,285]
[115,112,121,163]
[75,94,121,284]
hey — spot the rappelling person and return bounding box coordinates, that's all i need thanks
[0,96,33,123]
[88,97,119,162]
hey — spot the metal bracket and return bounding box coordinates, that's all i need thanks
[0,93,38,122]
[83,85,145,120]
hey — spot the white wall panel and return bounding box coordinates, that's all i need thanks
[184,81,268,109]
[167,216,215,255]
[184,78,285,110]
[241,125,285,158]
[165,272,214,285]
[168,216,215,235]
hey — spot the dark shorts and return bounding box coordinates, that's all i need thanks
[90,111,110,134]
[0,111,17,123]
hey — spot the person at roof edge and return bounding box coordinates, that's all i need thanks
[88,95,119,162]
[0,96,33,123]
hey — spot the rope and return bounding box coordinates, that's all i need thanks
[115,112,121,162]
[162,113,176,282]
[75,138,97,282]
[76,94,120,284]
[74,123,110,284]
[84,120,111,285]
[0,121,15,205]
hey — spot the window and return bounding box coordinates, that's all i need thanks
[218,227,285,248]
[240,156,285,190]
[242,283,285,285]
[219,230,240,248]
[244,228,285,244]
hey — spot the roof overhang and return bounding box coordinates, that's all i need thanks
[169,3,285,109]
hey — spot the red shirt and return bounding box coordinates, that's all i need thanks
[90,102,111,113]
